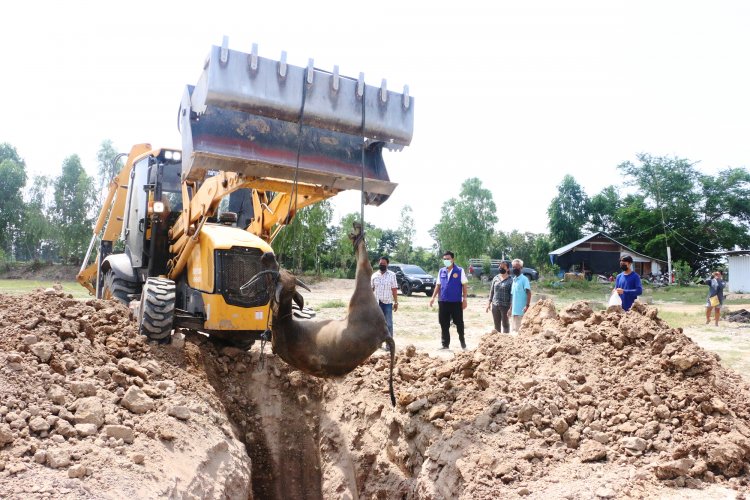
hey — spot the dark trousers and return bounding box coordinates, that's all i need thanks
[438,301,465,347]
[491,304,511,333]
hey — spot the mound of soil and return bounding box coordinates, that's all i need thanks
[2,287,750,499]
[300,299,750,498]
[0,286,251,499]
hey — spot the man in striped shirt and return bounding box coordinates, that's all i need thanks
[371,256,399,350]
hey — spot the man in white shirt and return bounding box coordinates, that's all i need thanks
[371,256,399,350]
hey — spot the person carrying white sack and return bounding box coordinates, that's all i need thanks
[612,255,642,311]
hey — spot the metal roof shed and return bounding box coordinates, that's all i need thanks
[549,232,667,277]
[709,250,750,293]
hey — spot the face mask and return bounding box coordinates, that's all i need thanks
[512,268,521,276]
[499,268,507,275]
[379,264,387,272]
[620,264,628,271]
[443,259,452,267]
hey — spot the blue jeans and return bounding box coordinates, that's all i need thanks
[379,302,394,338]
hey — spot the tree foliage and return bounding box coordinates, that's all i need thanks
[0,158,27,255]
[547,175,589,248]
[272,201,333,273]
[96,139,124,205]
[490,231,552,269]
[430,178,498,266]
[18,176,54,261]
[553,154,750,271]
[52,155,96,264]
[393,205,415,263]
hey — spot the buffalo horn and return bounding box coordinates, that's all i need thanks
[295,277,311,292]
[240,269,279,292]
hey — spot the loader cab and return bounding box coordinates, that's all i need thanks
[122,149,184,281]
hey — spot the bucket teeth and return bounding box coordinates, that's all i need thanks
[250,43,259,71]
[332,65,340,93]
[180,39,415,204]
[357,72,365,99]
[220,36,229,65]
[278,51,287,79]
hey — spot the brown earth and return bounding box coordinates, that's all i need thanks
[1,284,750,499]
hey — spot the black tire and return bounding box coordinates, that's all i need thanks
[101,270,140,306]
[401,282,412,297]
[425,291,432,297]
[137,278,175,343]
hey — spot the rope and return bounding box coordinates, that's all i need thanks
[275,64,309,266]
[360,84,366,229]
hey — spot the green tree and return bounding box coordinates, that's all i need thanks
[587,185,620,234]
[273,201,333,273]
[96,139,124,205]
[697,167,750,252]
[394,205,415,263]
[430,178,498,266]
[0,143,25,165]
[0,158,27,255]
[376,229,398,259]
[547,175,589,248]
[491,230,552,269]
[0,143,27,256]
[52,155,96,264]
[18,176,54,261]
[614,153,748,268]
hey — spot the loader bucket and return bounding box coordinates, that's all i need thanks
[179,41,414,205]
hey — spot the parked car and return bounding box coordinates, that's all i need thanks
[388,263,436,296]
[467,259,539,281]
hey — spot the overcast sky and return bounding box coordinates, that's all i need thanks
[1,1,748,248]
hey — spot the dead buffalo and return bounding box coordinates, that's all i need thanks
[245,223,395,405]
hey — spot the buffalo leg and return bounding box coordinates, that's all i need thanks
[348,222,375,312]
[349,222,396,406]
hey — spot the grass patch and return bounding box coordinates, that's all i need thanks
[658,310,703,329]
[319,299,346,308]
[651,285,707,304]
[0,280,90,299]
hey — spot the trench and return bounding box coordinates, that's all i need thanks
[198,339,355,500]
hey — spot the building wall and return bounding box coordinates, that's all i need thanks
[728,255,750,293]
[555,250,621,275]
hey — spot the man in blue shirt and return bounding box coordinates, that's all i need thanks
[429,251,468,351]
[615,255,642,311]
[510,259,531,332]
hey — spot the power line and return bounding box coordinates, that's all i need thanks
[665,225,717,252]
[667,230,709,258]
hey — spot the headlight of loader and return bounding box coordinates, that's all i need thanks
[153,201,165,214]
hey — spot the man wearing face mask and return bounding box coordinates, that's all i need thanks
[371,256,399,350]
[615,255,642,311]
[510,259,532,332]
[486,260,512,333]
[429,251,469,351]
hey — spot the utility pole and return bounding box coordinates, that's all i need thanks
[652,167,672,283]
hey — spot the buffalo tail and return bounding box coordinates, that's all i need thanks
[385,336,396,406]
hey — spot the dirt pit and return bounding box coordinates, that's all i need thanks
[1,287,750,499]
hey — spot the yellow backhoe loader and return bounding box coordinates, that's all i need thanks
[77,38,414,346]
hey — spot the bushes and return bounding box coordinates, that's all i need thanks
[673,260,693,286]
